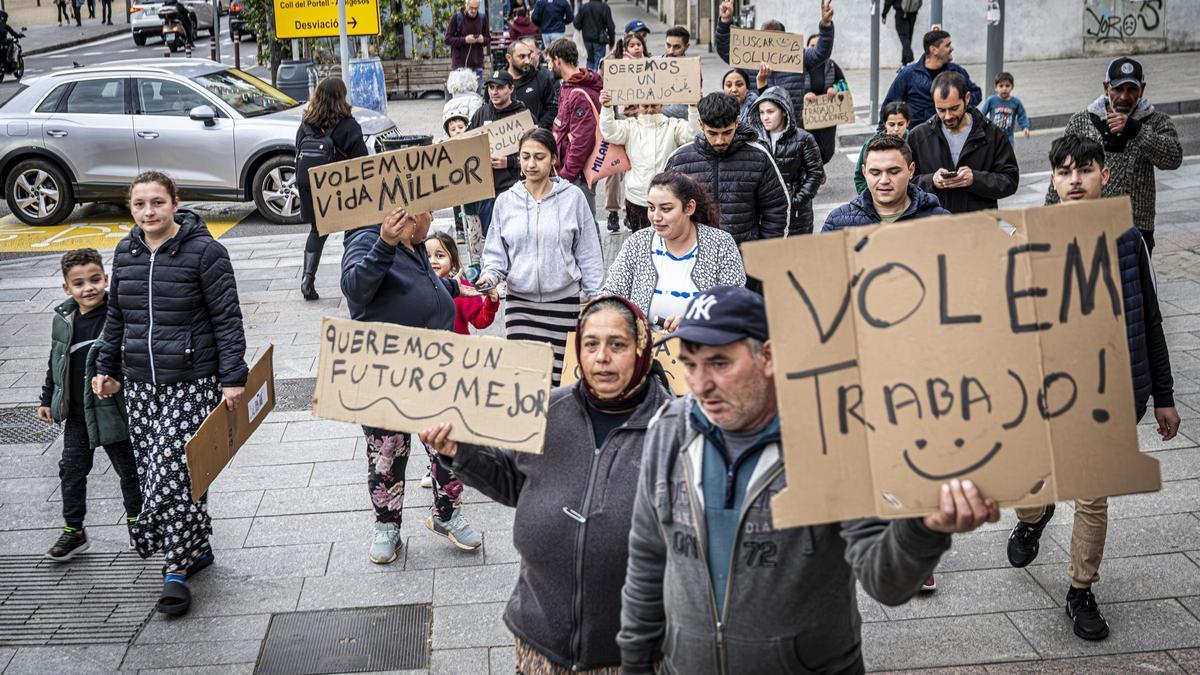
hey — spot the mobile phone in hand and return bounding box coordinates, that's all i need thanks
[474,280,496,294]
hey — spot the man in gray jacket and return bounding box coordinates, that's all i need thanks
[618,285,1000,674]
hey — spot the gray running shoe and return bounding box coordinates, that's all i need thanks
[426,510,482,551]
[369,522,403,564]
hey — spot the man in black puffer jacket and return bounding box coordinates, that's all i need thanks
[97,209,247,388]
[1006,135,1179,645]
[665,93,789,243]
[822,134,947,232]
[907,71,1019,214]
[745,85,824,234]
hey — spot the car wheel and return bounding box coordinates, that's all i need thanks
[133,32,146,46]
[252,155,303,224]
[5,159,75,226]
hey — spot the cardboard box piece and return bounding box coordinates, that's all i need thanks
[313,317,554,454]
[310,133,495,236]
[185,346,276,502]
[802,92,855,129]
[729,27,807,74]
[561,331,691,396]
[603,57,703,106]
[741,198,1160,528]
[461,109,536,157]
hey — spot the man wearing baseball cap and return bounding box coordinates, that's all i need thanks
[469,70,529,234]
[1046,56,1182,254]
[624,19,649,43]
[618,286,1000,674]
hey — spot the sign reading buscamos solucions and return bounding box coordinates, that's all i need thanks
[273,0,379,39]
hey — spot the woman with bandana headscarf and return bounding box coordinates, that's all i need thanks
[419,296,672,675]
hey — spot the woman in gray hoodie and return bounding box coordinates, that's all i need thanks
[419,296,672,674]
[478,128,605,385]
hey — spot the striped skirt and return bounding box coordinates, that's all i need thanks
[505,294,581,386]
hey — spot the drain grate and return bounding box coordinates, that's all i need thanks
[0,552,161,647]
[0,407,60,446]
[275,378,316,412]
[256,604,431,675]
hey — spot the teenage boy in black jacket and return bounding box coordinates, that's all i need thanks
[1006,135,1180,642]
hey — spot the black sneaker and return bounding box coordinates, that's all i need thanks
[1066,587,1110,640]
[46,527,90,562]
[607,212,620,233]
[1006,504,1055,568]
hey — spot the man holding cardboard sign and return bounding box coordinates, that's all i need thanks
[469,70,531,235]
[1003,136,1180,642]
[618,286,999,674]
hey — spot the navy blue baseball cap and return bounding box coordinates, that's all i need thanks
[659,286,769,346]
[625,19,649,34]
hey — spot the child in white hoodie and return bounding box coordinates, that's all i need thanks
[598,91,699,232]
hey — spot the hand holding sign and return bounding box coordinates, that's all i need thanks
[419,422,458,458]
[922,479,1000,534]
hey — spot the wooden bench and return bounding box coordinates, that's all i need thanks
[383,58,453,99]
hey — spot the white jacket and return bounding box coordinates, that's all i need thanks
[599,107,700,207]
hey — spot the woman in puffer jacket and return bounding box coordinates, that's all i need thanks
[598,89,699,233]
[745,86,824,235]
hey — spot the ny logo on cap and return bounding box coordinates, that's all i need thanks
[686,294,718,321]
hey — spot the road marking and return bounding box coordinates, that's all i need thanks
[0,215,238,252]
[36,31,132,57]
[118,48,138,53]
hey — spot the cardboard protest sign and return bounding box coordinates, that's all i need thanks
[313,317,553,454]
[802,92,855,129]
[560,331,691,396]
[311,133,495,235]
[185,346,276,502]
[603,57,703,106]
[729,27,807,74]
[461,109,535,157]
[741,198,1160,528]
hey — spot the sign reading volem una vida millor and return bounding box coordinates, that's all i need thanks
[313,318,554,454]
[310,133,495,236]
[273,0,379,39]
[742,197,1161,528]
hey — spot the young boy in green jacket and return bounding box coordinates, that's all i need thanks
[37,248,142,561]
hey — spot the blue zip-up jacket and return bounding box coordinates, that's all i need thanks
[692,402,781,612]
[821,183,949,232]
[340,225,459,329]
[881,59,983,126]
[532,0,573,35]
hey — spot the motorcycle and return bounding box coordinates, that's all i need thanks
[228,1,246,39]
[158,5,192,53]
[0,31,24,83]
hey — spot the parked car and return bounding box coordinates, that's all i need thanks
[0,59,401,226]
[130,0,217,46]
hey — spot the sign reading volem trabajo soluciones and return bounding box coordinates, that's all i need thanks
[273,0,380,39]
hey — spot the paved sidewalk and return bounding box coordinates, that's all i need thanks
[2,161,1200,672]
[19,22,128,57]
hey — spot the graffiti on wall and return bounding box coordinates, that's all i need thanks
[1083,0,1164,43]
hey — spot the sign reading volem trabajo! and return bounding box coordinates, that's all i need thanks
[742,198,1160,528]
[273,0,380,39]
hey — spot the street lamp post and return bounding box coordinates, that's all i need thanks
[985,0,1005,93]
[870,0,880,125]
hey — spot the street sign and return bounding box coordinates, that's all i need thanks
[273,0,380,39]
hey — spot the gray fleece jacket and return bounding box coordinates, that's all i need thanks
[618,395,953,674]
[481,177,605,301]
[452,381,674,671]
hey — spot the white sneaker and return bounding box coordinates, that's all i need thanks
[420,469,433,489]
[369,522,402,564]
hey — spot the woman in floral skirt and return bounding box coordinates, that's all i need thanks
[94,171,247,616]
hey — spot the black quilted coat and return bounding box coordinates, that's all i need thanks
[98,209,247,388]
[745,86,825,235]
[1117,227,1173,418]
[664,127,790,243]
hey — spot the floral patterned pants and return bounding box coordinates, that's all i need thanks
[125,376,221,573]
[363,426,462,525]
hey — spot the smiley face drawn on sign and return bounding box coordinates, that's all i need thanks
[902,437,1004,481]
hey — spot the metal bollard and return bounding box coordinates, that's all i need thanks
[232,31,240,69]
